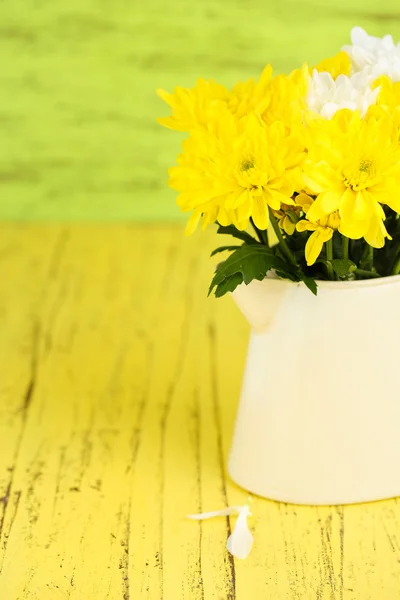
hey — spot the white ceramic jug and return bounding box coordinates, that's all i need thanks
[229,274,400,505]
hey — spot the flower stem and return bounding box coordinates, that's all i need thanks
[366,245,374,271]
[326,239,333,261]
[354,268,380,279]
[250,218,266,245]
[268,208,297,267]
[325,239,334,280]
[393,256,400,275]
[342,236,349,261]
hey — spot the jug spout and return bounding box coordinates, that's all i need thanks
[231,277,291,333]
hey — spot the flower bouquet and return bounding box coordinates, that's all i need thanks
[158,27,400,297]
[157,28,400,506]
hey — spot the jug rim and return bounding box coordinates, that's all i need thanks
[261,272,400,290]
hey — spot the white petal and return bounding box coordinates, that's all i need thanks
[226,506,254,560]
[187,506,242,520]
[343,26,400,79]
[351,26,369,46]
[306,67,378,119]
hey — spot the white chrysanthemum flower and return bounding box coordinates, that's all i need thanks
[306,70,380,119]
[342,26,400,81]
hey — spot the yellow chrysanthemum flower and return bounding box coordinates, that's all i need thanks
[297,211,341,266]
[313,51,352,79]
[273,193,313,236]
[157,79,229,132]
[369,75,400,134]
[228,65,273,118]
[262,65,309,128]
[374,75,400,107]
[274,204,298,236]
[168,110,305,234]
[303,110,398,246]
[157,66,273,133]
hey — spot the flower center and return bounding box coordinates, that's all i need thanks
[320,211,340,230]
[358,159,374,174]
[240,159,255,172]
[343,158,376,191]
[236,155,268,193]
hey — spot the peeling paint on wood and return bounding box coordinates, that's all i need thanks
[0,223,400,598]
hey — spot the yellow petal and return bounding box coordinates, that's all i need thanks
[319,191,341,215]
[235,218,250,231]
[201,206,218,230]
[314,51,351,79]
[283,217,296,236]
[339,187,356,222]
[319,227,335,243]
[305,228,333,266]
[353,191,373,221]
[385,193,400,213]
[295,193,314,212]
[339,188,369,236]
[217,207,231,227]
[252,196,269,230]
[236,198,253,222]
[268,224,279,246]
[268,188,295,208]
[338,221,364,240]
[296,219,318,233]
[185,210,202,236]
[302,165,339,194]
[226,188,246,210]
[364,215,390,248]
[156,88,174,106]
[306,191,340,222]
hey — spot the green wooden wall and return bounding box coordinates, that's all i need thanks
[1,0,400,220]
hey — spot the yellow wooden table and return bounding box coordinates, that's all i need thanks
[1,223,400,599]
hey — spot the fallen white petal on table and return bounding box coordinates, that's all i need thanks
[187,506,243,520]
[187,504,254,560]
[226,505,254,560]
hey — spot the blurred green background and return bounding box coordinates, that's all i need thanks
[2,0,400,221]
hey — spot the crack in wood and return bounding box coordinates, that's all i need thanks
[0,318,40,566]
[121,500,131,600]
[0,479,13,543]
[0,230,70,573]
[279,504,303,600]
[317,513,338,600]
[193,387,205,599]
[209,321,236,600]
[47,229,70,280]
[52,447,67,519]
[158,255,197,599]
[129,340,154,471]
[337,506,345,600]
[43,229,71,354]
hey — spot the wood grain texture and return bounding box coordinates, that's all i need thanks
[1,1,400,220]
[1,223,400,599]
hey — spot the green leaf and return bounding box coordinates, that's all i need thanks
[275,269,298,282]
[210,245,241,257]
[275,267,317,295]
[359,244,371,269]
[331,259,357,277]
[214,273,244,297]
[209,245,287,297]
[299,275,318,295]
[286,210,300,224]
[216,225,259,245]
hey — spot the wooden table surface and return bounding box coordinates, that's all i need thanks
[1,223,400,600]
